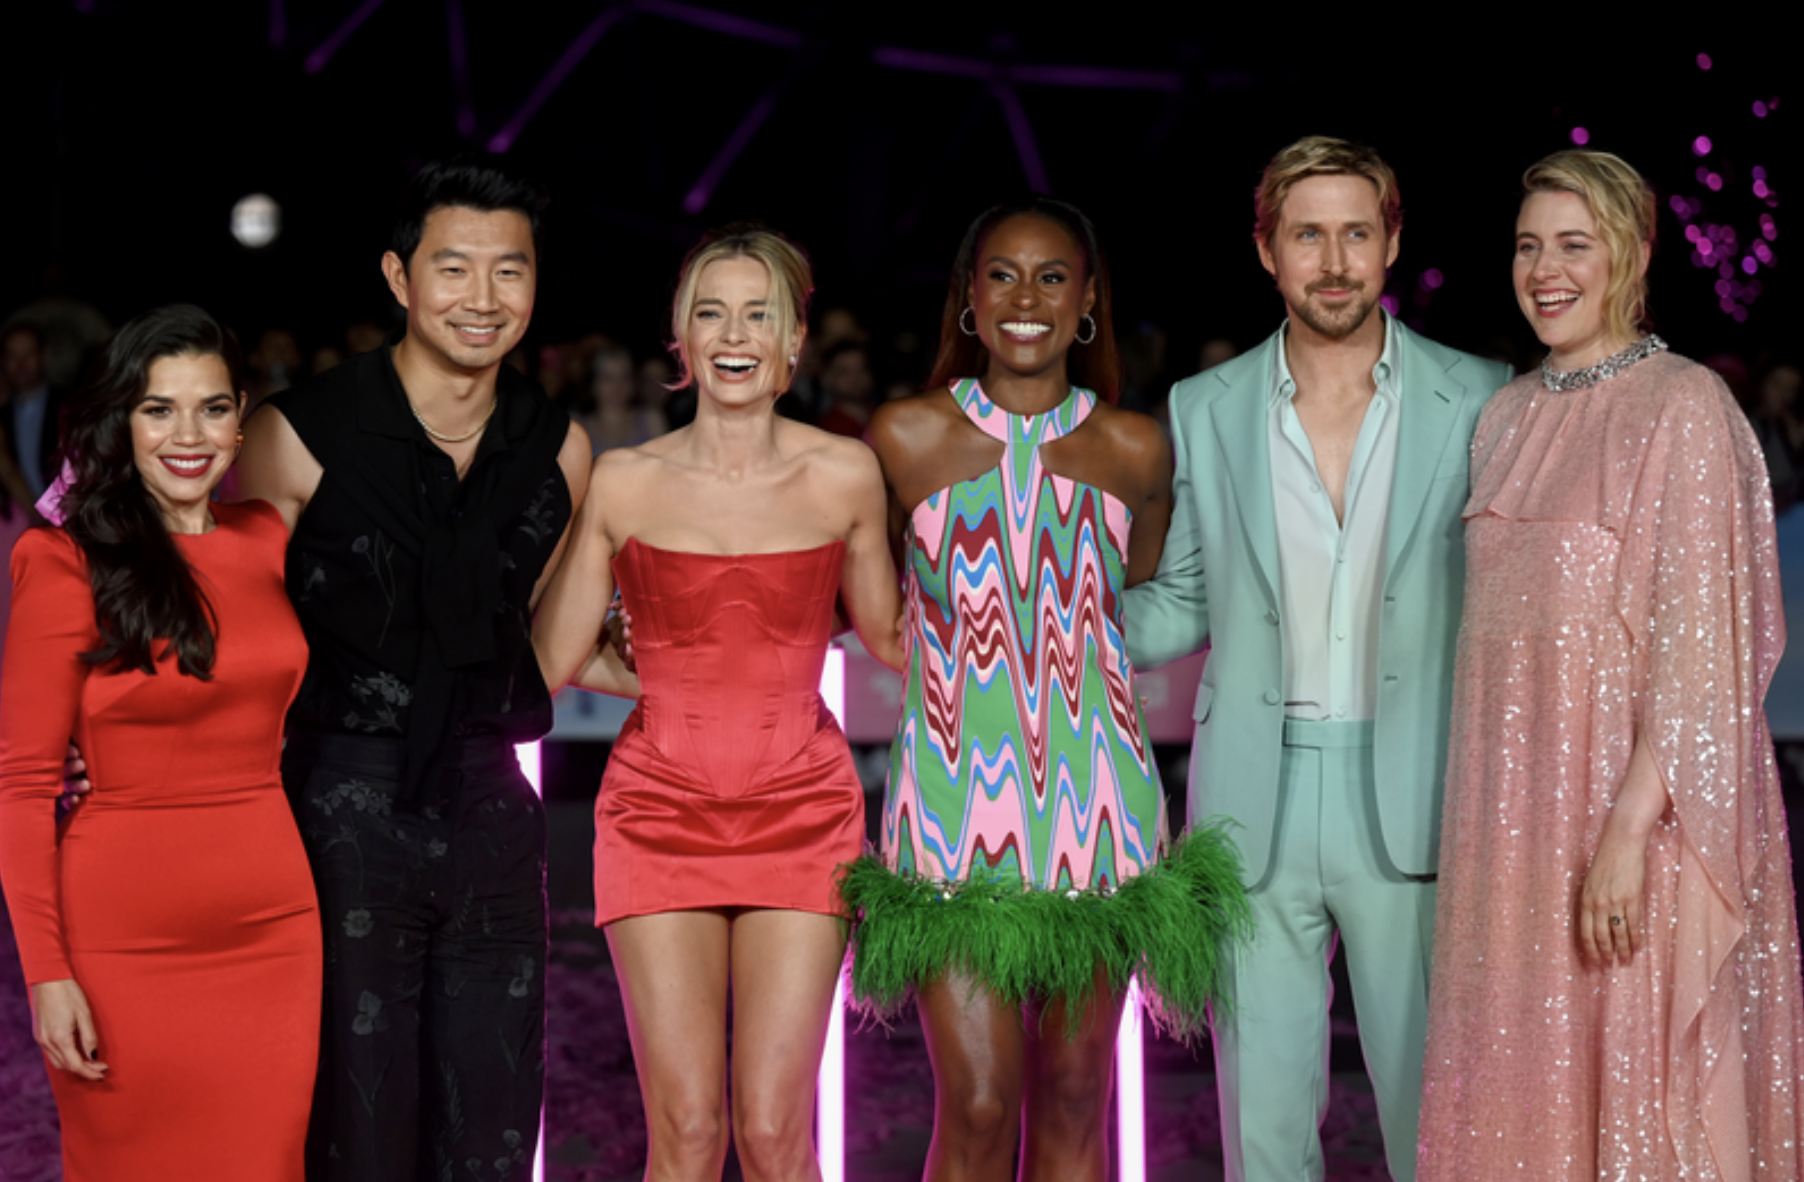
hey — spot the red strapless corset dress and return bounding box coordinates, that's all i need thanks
[593,538,863,925]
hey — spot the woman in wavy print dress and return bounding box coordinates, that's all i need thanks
[841,197,1250,1182]
[1417,151,1804,1179]
[0,305,319,1181]
[533,225,904,1182]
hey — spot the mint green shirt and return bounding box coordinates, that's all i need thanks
[1267,314,1402,722]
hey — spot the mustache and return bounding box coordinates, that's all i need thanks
[1306,276,1365,295]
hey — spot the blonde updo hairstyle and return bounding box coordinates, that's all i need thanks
[668,222,813,393]
[1522,150,1656,348]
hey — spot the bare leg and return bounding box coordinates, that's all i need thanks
[726,910,849,1182]
[918,970,1025,1182]
[606,911,732,1182]
[1020,966,1123,1182]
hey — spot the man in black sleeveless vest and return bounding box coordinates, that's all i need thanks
[238,159,592,1181]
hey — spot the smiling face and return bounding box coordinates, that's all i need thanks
[1514,188,1635,370]
[686,256,798,409]
[131,352,243,531]
[383,204,535,375]
[1257,173,1399,341]
[968,214,1096,381]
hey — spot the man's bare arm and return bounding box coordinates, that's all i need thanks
[232,405,324,531]
[529,422,595,611]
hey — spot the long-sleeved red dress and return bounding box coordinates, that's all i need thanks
[0,499,320,1182]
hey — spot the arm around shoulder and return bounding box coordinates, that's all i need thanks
[532,449,637,699]
[1121,391,1210,670]
[233,404,323,532]
[528,421,597,611]
[829,437,907,671]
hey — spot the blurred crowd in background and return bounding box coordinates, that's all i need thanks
[3,290,1800,651]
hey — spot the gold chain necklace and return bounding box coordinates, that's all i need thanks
[411,396,498,443]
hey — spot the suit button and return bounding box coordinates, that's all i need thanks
[1263,689,1280,705]
[1264,610,1279,625]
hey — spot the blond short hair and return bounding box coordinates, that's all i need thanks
[669,223,813,391]
[1254,136,1402,246]
[1522,150,1656,346]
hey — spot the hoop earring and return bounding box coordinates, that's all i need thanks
[1075,314,1097,346]
[958,307,978,337]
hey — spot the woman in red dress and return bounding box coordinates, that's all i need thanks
[533,224,904,1181]
[0,305,320,1181]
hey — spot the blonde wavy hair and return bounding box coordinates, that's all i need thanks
[1521,150,1656,346]
[1254,136,1402,246]
[668,223,813,391]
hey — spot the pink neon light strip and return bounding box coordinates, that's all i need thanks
[1116,980,1145,1182]
[515,742,546,1182]
[816,648,847,1182]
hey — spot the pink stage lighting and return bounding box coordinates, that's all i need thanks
[1117,980,1146,1182]
[514,741,546,1182]
[817,647,848,1182]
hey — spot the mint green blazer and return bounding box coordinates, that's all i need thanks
[1124,324,1512,882]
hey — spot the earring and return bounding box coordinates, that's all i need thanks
[1075,313,1097,346]
[959,307,978,337]
[788,355,798,367]
[234,431,244,457]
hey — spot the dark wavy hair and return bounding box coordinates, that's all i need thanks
[56,305,245,679]
[926,195,1120,404]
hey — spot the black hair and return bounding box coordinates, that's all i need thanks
[927,195,1121,404]
[390,156,549,272]
[57,304,245,679]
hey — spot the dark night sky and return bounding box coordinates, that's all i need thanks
[3,3,1796,384]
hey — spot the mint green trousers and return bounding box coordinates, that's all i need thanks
[1212,718,1436,1182]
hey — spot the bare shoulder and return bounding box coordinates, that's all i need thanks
[588,437,666,497]
[1084,401,1169,462]
[806,426,886,490]
[868,386,964,462]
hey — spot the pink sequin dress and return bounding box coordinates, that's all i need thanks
[1418,351,1804,1180]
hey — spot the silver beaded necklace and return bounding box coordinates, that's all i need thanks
[1540,334,1668,393]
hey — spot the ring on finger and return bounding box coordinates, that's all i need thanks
[1609,915,1624,927]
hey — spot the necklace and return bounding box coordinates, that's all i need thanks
[1541,335,1668,393]
[411,396,498,443]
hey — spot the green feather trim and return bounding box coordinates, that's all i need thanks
[837,823,1253,1043]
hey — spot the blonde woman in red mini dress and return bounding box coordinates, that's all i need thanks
[533,225,904,1182]
[0,305,319,1181]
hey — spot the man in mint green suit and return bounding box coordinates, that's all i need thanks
[1124,138,1512,1182]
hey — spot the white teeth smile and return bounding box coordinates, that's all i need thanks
[164,457,209,472]
[714,356,759,373]
[1536,293,1578,308]
[1001,321,1050,337]
[457,325,500,336]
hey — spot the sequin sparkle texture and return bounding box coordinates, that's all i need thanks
[1418,350,1804,1180]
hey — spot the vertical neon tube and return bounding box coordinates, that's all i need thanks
[515,741,546,1182]
[1116,980,1145,1182]
[816,647,847,1182]
[818,976,847,1182]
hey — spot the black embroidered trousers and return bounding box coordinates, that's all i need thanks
[282,731,547,1182]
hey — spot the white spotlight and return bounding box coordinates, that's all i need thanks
[231,193,282,248]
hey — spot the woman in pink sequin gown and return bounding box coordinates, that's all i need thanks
[1419,151,1804,1179]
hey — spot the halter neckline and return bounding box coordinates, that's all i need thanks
[952,379,1095,443]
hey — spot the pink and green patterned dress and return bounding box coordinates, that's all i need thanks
[841,380,1247,1031]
